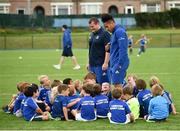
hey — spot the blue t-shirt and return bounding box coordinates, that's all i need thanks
[128,38,133,45]
[148,96,169,119]
[140,38,147,46]
[162,91,173,113]
[20,96,27,114]
[23,97,39,121]
[109,99,131,123]
[51,95,68,118]
[94,94,109,117]
[77,96,95,120]
[38,87,50,101]
[45,90,52,109]
[13,93,25,114]
[89,27,111,66]
[137,89,152,116]
[67,95,80,110]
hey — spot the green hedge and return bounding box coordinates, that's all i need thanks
[135,8,180,28]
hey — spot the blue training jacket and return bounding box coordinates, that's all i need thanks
[63,29,72,48]
[110,24,129,70]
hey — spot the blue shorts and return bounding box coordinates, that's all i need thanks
[89,66,110,84]
[110,61,129,85]
[62,47,73,57]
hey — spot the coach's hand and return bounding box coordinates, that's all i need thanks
[102,63,108,70]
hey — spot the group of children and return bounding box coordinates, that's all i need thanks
[128,34,151,56]
[2,73,177,124]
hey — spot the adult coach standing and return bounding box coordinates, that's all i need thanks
[88,17,111,84]
[101,14,129,88]
[53,25,80,70]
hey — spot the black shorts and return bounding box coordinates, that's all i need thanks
[62,47,73,57]
[140,46,145,52]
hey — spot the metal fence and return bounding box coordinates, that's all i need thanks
[0,33,180,50]
[0,14,136,28]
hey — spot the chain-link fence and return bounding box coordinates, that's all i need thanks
[0,33,180,50]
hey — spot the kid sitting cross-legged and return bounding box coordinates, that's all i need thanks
[23,84,49,121]
[51,84,70,121]
[145,84,169,122]
[71,83,96,121]
[94,84,109,118]
[108,88,134,124]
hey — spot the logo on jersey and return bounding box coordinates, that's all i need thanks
[115,70,119,74]
[102,72,106,76]
[118,37,125,41]
[96,36,99,39]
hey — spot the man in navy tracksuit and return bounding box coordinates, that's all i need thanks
[88,17,111,84]
[101,14,129,88]
[53,25,80,70]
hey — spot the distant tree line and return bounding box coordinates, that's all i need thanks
[135,8,180,28]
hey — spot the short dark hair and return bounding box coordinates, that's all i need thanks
[51,79,61,88]
[82,83,94,95]
[93,84,102,95]
[89,17,99,24]
[62,24,68,29]
[84,72,96,80]
[57,84,69,94]
[101,13,114,23]
[63,78,72,85]
[123,84,133,95]
[112,88,122,99]
[136,79,147,90]
[24,83,39,97]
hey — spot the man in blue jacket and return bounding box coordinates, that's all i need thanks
[101,14,129,88]
[53,25,80,70]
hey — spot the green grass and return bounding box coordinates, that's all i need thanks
[0,48,180,130]
[0,29,180,49]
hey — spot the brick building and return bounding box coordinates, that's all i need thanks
[0,0,180,16]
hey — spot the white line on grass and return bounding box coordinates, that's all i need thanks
[0,72,179,78]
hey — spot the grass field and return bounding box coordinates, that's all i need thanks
[0,48,180,130]
[0,29,180,49]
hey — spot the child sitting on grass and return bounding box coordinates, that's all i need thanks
[145,84,169,122]
[23,84,49,121]
[108,88,134,124]
[94,84,109,118]
[122,84,140,120]
[71,83,96,121]
[136,79,152,118]
[51,84,70,121]
[149,76,177,115]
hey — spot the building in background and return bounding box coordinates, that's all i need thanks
[0,0,180,16]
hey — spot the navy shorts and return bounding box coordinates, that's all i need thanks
[111,61,129,85]
[140,46,145,52]
[89,66,110,84]
[62,47,73,57]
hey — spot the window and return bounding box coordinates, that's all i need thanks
[80,2,102,14]
[0,3,10,14]
[17,9,25,15]
[125,6,134,14]
[168,1,180,10]
[141,4,160,12]
[51,3,73,15]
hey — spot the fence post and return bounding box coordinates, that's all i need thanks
[170,33,172,47]
[86,34,89,49]
[32,35,34,49]
[4,34,6,50]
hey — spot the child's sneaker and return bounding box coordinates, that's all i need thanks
[53,64,61,70]
[73,65,80,70]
